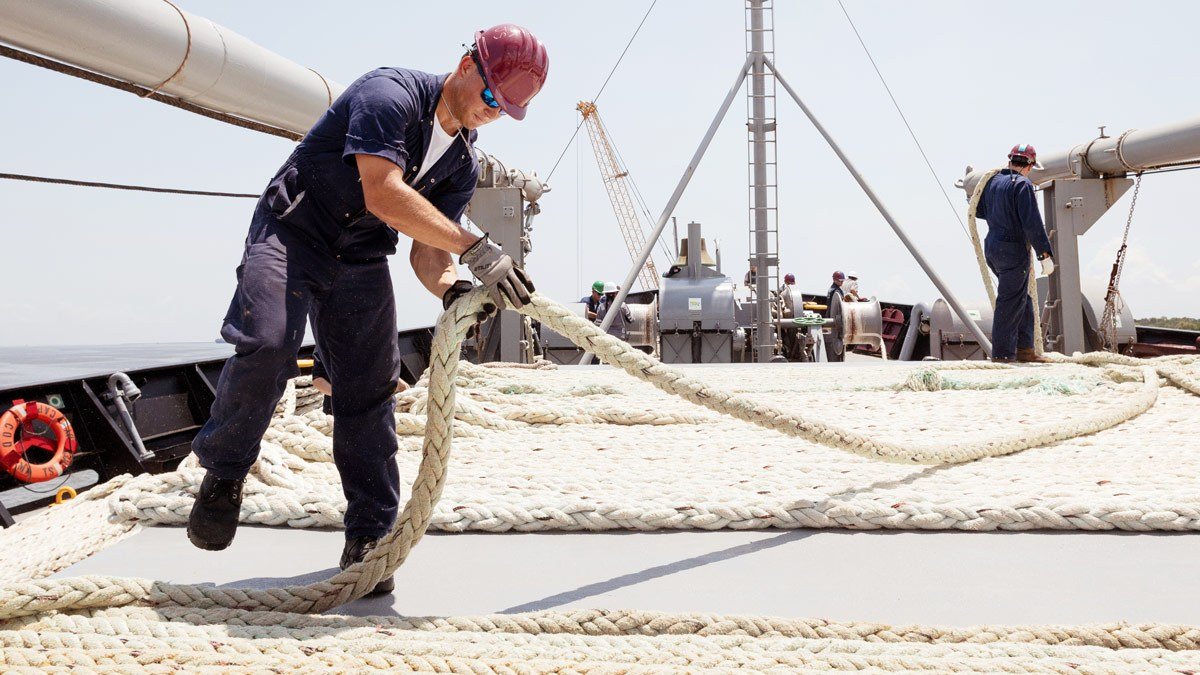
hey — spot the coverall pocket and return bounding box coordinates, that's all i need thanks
[331,213,399,261]
[275,187,340,249]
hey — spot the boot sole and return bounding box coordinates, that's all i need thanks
[187,524,236,551]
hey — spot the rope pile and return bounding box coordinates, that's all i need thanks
[2,290,1199,670]
[4,606,1200,672]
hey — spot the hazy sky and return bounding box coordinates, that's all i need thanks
[2,0,1198,347]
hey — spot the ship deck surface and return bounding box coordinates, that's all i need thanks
[58,524,1199,626]
[7,347,1195,627]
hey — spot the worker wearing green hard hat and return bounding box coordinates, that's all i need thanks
[581,280,605,320]
[595,282,633,341]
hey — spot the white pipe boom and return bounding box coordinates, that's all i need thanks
[0,0,342,134]
[959,114,1200,195]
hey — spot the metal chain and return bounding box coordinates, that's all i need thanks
[1100,172,1143,351]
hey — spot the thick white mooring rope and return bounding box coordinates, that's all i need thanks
[1,290,1199,670]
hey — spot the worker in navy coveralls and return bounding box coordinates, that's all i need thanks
[975,144,1056,363]
[188,25,549,595]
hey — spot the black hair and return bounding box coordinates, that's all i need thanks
[1009,155,1032,167]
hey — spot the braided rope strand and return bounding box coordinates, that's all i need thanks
[0,291,1197,670]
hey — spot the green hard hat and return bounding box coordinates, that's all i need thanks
[592,280,605,294]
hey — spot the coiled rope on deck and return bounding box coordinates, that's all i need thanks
[3,605,1200,671]
[1,291,1198,671]
[0,290,1180,622]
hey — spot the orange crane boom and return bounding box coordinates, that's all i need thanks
[577,101,659,290]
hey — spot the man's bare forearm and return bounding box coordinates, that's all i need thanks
[380,182,478,254]
[410,240,457,298]
[357,154,478,255]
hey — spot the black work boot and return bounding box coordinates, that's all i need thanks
[340,536,396,596]
[186,472,245,551]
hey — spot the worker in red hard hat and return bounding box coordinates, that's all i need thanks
[473,24,550,120]
[187,24,550,595]
[826,270,846,310]
[975,144,1055,363]
[1007,144,1043,171]
[778,272,796,294]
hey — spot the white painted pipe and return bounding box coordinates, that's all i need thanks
[958,115,1200,195]
[898,301,932,361]
[1036,116,1200,183]
[0,0,342,134]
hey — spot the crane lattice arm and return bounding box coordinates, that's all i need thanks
[577,101,660,290]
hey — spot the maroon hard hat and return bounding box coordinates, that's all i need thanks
[1008,144,1043,169]
[784,273,795,284]
[832,270,845,281]
[474,24,549,121]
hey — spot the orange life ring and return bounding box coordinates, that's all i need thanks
[0,400,78,483]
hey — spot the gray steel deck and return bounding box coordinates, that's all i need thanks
[59,525,1200,626]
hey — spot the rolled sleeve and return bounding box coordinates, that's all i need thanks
[342,75,417,171]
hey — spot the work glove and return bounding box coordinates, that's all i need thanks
[441,279,495,322]
[1039,256,1056,277]
[460,234,535,310]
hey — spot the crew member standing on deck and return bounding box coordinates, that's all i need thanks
[595,282,634,341]
[779,272,796,293]
[826,270,846,310]
[844,271,866,302]
[187,25,549,596]
[975,144,1055,363]
[581,280,604,321]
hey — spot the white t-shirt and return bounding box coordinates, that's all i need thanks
[412,118,457,185]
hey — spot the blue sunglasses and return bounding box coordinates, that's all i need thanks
[471,51,506,115]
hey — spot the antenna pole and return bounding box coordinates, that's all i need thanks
[746,0,780,363]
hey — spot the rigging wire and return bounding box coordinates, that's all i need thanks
[576,120,583,292]
[544,0,658,183]
[0,172,259,198]
[835,0,972,242]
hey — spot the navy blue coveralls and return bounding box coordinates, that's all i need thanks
[192,68,480,541]
[825,283,844,314]
[975,169,1054,360]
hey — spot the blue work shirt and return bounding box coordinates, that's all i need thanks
[580,294,601,316]
[975,169,1053,261]
[260,68,480,262]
